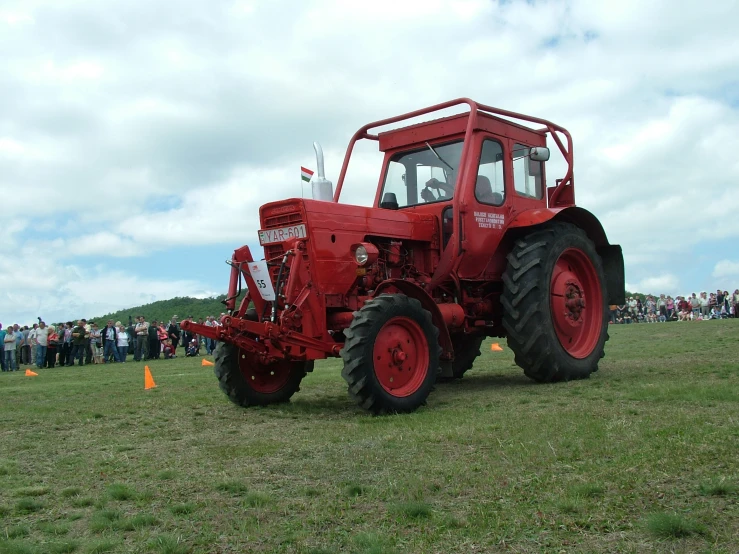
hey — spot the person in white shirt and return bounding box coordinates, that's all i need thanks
[3,328,17,371]
[27,324,38,364]
[116,323,129,363]
[699,292,710,317]
[134,316,149,362]
[34,322,49,369]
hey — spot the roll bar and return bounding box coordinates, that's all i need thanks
[332,97,574,207]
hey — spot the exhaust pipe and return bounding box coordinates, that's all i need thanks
[311,142,334,201]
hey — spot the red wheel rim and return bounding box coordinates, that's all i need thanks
[372,316,429,397]
[238,351,291,394]
[550,248,603,359]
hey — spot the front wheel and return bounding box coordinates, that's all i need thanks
[502,222,609,382]
[341,294,440,414]
[213,342,312,407]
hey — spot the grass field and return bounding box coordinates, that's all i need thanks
[1,321,738,553]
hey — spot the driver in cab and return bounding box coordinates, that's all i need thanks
[422,175,503,205]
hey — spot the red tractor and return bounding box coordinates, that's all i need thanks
[182,98,624,414]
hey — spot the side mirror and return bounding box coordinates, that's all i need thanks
[529,147,550,162]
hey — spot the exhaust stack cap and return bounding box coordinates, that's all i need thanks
[311,141,333,202]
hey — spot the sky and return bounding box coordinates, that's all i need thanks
[2,0,739,325]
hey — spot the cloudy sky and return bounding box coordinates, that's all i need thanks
[2,0,739,324]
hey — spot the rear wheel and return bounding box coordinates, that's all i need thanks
[214,342,311,407]
[502,222,609,382]
[440,334,484,381]
[341,294,440,414]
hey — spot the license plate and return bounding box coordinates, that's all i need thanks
[258,224,307,245]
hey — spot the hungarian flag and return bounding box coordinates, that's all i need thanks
[301,167,314,182]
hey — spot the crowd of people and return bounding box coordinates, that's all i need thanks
[610,289,739,324]
[0,315,222,372]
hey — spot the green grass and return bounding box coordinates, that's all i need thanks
[14,499,43,514]
[0,321,738,552]
[699,479,737,496]
[3,525,30,539]
[168,504,195,516]
[105,484,136,501]
[646,512,708,538]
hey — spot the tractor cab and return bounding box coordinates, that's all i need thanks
[366,109,555,280]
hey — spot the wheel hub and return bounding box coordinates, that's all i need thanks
[549,248,604,359]
[372,316,430,397]
[392,348,407,364]
[238,351,292,394]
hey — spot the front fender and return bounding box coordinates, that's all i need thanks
[372,279,453,358]
[507,206,609,247]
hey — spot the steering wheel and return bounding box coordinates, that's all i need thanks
[424,178,452,201]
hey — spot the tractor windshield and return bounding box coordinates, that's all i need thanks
[380,140,463,208]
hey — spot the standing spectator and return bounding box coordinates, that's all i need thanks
[168,316,180,352]
[134,316,149,362]
[3,326,16,371]
[20,325,31,364]
[157,322,168,353]
[27,323,38,365]
[59,322,73,367]
[35,321,49,369]
[70,320,88,366]
[645,296,656,318]
[666,296,675,320]
[657,294,667,322]
[181,316,194,354]
[204,316,216,353]
[102,320,120,363]
[46,325,59,368]
[117,323,129,362]
[733,290,739,318]
[698,292,709,318]
[127,317,136,355]
[0,325,6,371]
[148,320,160,360]
[716,289,725,311]
[89,322,103,364]
[85,320,93,364]
[13,324,22,369]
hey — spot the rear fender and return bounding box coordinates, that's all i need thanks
[372,279,453,359]
[505,206,625,304]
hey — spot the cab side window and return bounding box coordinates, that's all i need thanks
[475,140,505,206]
[513,143,543,199]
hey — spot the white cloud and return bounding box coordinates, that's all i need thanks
[626,274,680,296]
[713,260,739,279]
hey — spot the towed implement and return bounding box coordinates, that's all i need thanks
[182,98,625,414]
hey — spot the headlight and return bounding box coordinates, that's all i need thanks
[351,242,378,266]
[355,245,369,265]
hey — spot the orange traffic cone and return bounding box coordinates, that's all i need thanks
[25,368,39,376]
[202,358,214,367]
[491,343,503,352]
[144,365,157,390]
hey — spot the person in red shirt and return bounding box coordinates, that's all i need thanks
[677,297,691,321]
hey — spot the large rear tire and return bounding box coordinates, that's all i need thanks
[341,294,440,414]
[501,222,609,382]
[213,342,312,407]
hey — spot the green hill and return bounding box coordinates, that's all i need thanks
[91,295,239,325]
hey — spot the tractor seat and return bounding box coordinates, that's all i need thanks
[380,192,399,210]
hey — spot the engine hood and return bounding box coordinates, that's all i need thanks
[260,198,437,243]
